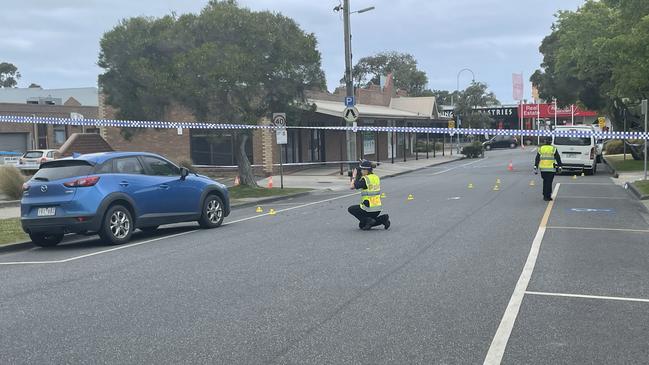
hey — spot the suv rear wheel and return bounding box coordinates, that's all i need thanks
[99,204,134,245]
[29,232,64,247]
[198,195,224,229]
[509,142,516,148]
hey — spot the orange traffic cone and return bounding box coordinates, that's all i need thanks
[267,176,273,189]
[234,175,240,186]
[507,161,513,171]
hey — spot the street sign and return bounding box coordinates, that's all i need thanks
[343,106,359,122]
[598,117,606,129]
[345,96,355,107]
[276,128,287,145]
[272,113,286,127]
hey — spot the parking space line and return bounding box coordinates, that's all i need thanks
[0,191,360,266]
[526,291,649,304]
[556,196,628,200]
[547,226,649,234]
[483,184,560,365]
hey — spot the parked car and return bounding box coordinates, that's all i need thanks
[483,135,518,150]
[18,149,58,170]
[20,152,230,247]
[552,125,598,175]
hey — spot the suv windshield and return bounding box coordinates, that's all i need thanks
[32,160,94,181]
[554,137,592,146]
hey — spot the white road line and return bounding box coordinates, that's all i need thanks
[561,182,612,185]
[483,183,560,365]
[0,192,360,266]
[557,196,628,200]
[0,159,475,266]
[546,226,649,234]
[421,157,489,176]
[525,291,649,304]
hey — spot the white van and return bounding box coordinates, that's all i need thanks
[552,125,598,175]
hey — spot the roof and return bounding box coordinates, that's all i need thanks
[389,97,439,119]
[309,99,439,120]
[0,87,98,107]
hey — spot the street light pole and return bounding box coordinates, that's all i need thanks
[454,68,475,153]
[342,0,356,175]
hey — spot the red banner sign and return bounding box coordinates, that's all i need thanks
[519,104,597,118]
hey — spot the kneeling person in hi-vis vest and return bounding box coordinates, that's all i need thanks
[348,160,391,230]
[534,137,563,201]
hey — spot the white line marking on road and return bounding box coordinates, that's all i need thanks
[561,182,612,185]
[421,157,489,176]
[546,226,649,234]
[0,159,474,266]
[525,291,649,304]
[557,196,627,200]
[483,183,560,365]
[0,192,361,266]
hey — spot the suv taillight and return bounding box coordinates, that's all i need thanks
[22,183,30,191]
[39,157,47,163]
[64,176,100,188]
[590,147,595,160]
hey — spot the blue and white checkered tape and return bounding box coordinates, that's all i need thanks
[1,115,648,139]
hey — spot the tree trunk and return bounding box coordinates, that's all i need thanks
[235,132,258,187]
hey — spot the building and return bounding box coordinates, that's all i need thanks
[0,87,99,152]
[100,84,449,174]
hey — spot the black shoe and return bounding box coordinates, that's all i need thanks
[543,197,550,201]
[362,218,376,230]
[548,197,553,201]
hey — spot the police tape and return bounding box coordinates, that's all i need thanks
[1,114,648,140]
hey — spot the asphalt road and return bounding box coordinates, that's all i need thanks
[2,148,649,364]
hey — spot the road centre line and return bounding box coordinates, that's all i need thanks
[0,159,475,266]
[546,226,649,234]
[526,290,649,304]
[561,182,613,185]
[483,184,560,364]
[0,191,360,266]
[420,157,489,176]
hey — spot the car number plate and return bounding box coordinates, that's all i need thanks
[37,207,56,216]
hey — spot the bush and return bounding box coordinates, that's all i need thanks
[461,141,484,158]
[0,165,25,200]
[604,140,624,155]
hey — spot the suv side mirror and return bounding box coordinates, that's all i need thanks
[180,167,189,180]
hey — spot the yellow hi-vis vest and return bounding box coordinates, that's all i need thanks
[360,174,382,212]
[539,145,557,172]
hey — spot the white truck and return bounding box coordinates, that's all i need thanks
[552,125,598,175]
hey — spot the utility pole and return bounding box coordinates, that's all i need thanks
[343,0,356,175]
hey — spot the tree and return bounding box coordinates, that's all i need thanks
[422,89,461,106]
[99,0,326,186]
[349,52,429,96]
[531,0,649,129]
[0,62,20,88]
[454,82,500,130]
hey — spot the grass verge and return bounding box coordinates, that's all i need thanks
[633,180,649,196]
[0,218,27,246]
[605,154,646,172]
[228,185,311,200]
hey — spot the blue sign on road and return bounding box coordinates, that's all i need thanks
[345,96,355,107]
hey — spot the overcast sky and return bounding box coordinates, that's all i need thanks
[1,0,584,105]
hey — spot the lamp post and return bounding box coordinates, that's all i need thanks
[336,1,375,176]
[451,68,475,153]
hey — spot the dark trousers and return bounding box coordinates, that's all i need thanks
[541,172,555,199]
[347,205,388,228]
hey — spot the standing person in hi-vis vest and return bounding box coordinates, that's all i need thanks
[534,137,563,201]
[348,160,391,230]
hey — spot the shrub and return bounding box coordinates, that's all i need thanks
[461,141,484,158]
[0,165,25,200]
[604,140,624,155]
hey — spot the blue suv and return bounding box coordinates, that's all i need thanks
[21,152,230,247]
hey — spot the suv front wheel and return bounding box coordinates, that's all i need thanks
[99,204,134,245]
[198,195,224,229]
